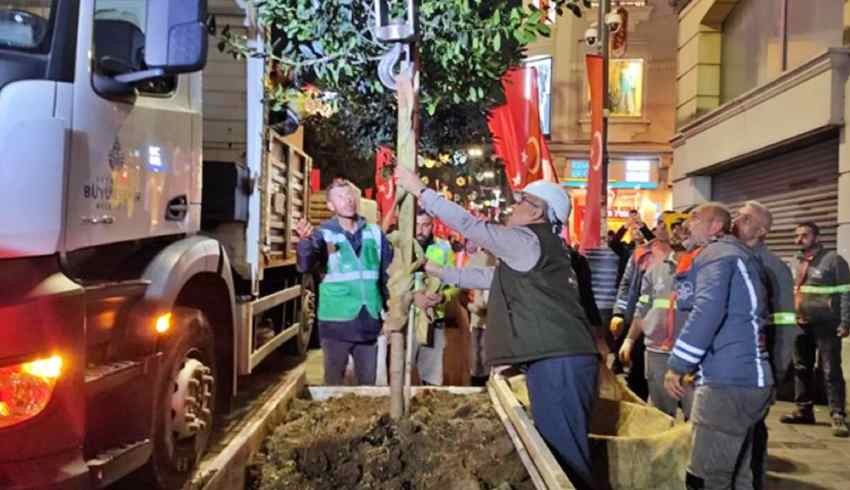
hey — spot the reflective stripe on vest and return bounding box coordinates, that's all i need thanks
[323,270,381,283]
[798,284,850,295]
[771,312,797,325]
[653,298,672,309]
[638,295,671,309]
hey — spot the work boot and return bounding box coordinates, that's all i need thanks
[779,408,815,425]
[832,414,849,438]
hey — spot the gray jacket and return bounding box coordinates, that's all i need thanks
[634,252,677,353]
[667,236,774,389]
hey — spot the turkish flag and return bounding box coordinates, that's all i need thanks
[488,67,557,190]
[580,54,605,253]
[374,146,396,218]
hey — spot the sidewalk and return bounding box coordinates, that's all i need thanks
[765,401,850,489]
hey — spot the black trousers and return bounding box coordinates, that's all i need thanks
[793,322,846,416]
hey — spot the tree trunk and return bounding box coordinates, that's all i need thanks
[390,56,419,420]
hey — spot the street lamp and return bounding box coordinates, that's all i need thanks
[585,1,622,237]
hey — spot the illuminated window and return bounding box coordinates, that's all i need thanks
[625,159,651,182]
[609,59,644,117]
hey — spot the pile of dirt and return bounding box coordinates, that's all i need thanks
[247,391,532,490]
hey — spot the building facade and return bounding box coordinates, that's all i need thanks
[672,0,850,261]
[525,0,680,240]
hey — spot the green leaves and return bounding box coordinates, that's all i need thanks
[224,0,578,158]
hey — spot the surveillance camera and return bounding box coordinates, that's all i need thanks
[584,27,598,47]
[605,12,623,33]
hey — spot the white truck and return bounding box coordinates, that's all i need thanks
[0,1,315,488]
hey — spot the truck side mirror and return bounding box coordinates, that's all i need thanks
[114,0,208,84]
[144,0,208,72]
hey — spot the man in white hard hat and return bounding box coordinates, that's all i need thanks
[395,167,600,489]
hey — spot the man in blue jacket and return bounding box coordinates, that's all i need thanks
[295,179,393,385]
[664,203,774,490]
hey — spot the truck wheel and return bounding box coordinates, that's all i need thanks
[141,308,217,489]
[286,289,315,355]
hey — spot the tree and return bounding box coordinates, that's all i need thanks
[222,0,585,159]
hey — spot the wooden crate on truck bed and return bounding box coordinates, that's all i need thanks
[261,131,312,269]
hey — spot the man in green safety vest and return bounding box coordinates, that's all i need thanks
[780,220,850,438]
[295,179,393,385]
[412,209,459,385]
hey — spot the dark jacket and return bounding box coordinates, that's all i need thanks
[668,236,774,389]
[296,216,394,343]
[609,223,655,284]
[754,242,798,382]
[570,247,602,327]
[613,244,653,325]
[487,223,599,366]
[795,245,850,326]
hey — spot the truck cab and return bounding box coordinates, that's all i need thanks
[0,1,313,488]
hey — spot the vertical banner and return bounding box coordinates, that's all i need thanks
[580,54,604,253]
[488,67,557,190]
[374,146,396,219]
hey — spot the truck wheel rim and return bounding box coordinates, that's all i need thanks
[170,358,214,441]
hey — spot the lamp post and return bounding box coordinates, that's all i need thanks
[597,0,611,241]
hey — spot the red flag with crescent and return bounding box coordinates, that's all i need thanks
[374,146,396,219]
[488,67,557,190]
[580,54,605,253]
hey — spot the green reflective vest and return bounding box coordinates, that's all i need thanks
[424,239,455,320]
[317,224,383,322]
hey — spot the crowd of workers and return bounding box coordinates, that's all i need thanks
[294,169,850,490]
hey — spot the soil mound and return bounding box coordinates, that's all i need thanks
[248,391,532,490]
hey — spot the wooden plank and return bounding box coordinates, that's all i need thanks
[491,375,574,489]
[273,193,287,214]
[488,383,548,490]
[249,323,301,371]
[250,285,302,314]
[193,366,306,490]
[268,236,286,244]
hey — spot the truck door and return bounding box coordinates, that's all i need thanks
[65,0,200,252]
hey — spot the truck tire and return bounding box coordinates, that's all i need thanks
[286,288,315,355]
[140,307,217,489]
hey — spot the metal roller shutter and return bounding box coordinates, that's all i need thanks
[711,137,839,261]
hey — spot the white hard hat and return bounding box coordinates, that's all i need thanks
[522,180,571,224]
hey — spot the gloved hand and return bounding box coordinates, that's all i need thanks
[609,316,624,336]
[838,324,850,338]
